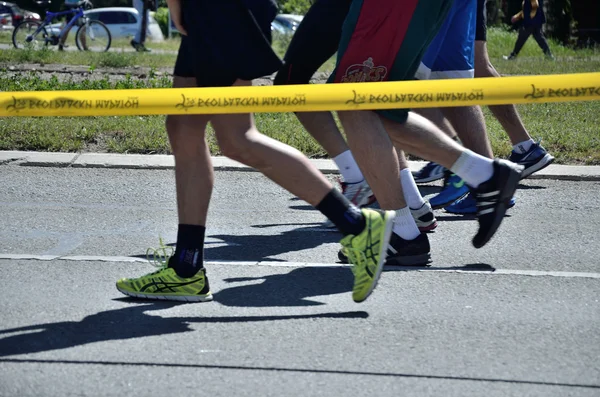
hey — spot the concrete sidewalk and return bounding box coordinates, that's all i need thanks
[2,150,599,181]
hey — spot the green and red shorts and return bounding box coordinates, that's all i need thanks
[328,0,453,123]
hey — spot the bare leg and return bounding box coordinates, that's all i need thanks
[58,25,72,48]
[382,112,464,170]
[166,77,214,226]
[338,110,405,210]
[441,105,493,158]
[397,149,410,170]
[340,111,466,207]
[475,41,531,145]
[413,107,457,139]
[211,80,332,207]
[296,111,349,158]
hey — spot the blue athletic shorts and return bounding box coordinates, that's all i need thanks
[414,0,476,80]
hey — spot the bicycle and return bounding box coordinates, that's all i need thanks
[12,0,111,52]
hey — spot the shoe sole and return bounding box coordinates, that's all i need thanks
[472,167,522,249]
[417,220,438,232]
[354,210,395,303]
[338,251,433,267]
[430,191,469,210]
[386,251,432,266]
[446,200,516,215]
[414,174,445,184]
[520,154,555,179]
[117,287,213,303]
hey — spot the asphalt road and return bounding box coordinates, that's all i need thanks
[0,165,599,396]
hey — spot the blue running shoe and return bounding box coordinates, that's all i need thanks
[445,192,516,214]
[509,141,554,179]
[412,161,446,183]
[429,173,470,209]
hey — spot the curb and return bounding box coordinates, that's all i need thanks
[1,150,600,181]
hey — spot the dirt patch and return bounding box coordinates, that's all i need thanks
[1,63,330,85]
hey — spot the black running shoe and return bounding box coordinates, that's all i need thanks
[472,159,523,248]
[338,232,431,266]
[385,232,432,266]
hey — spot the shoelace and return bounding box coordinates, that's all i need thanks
[145,237,174,271]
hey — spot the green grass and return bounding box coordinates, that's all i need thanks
[0,27,599,163]
[0,46,176,69]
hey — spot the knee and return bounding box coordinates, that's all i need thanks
[216,128,252,162]
[217,128,268,167]
[166,115,206,158]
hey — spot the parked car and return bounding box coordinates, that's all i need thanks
[86,7,163,42]
[48,7,164,42]
[0,1,24,27]
[23,10,41,21]
[277,14,303,25]
[0,12,12,30]
[271,19,289,35]
[273,14,302,33]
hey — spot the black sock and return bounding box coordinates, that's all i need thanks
[316,189,365,236]
[170,224,206,278]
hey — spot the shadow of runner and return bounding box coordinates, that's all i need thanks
[129,226,341,263]
[204,226,340,262]
[0,302,367,357]
[214,266,353,307]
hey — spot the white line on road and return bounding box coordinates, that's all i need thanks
[1,254,599,279]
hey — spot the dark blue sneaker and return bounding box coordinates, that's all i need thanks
[412,161,446,183]
[429,172,470,209]
[509,141,554,179]
[445,192,516,214]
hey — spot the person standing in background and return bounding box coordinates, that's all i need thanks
[504,0,554,60]
[58,0,86,51]
[131,0,155,52]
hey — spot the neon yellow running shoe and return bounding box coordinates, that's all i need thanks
[116,239,213,302]
[340,208,395,303]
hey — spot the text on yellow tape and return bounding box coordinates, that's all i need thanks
[1,73,599,117]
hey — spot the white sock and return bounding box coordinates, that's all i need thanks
[450,149,494,188]
[392,206,420,240]
[333,150,364,184]
[513,139,535,154]
[400,168,426,209]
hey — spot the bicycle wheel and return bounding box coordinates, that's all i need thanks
[75,19,111,52]
[12,20,48,50]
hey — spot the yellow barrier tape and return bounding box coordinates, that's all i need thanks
[1,73,599,117]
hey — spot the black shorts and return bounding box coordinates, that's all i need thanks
[174,0,282,87]
[273,0,352,85]
[475,0,487,41]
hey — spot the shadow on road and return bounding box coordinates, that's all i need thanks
[205,226,340,262]
[288,205,317,211]
[0,302,367,357]
[517,183,547,190]
[384,263,496,272]
[434,213,512,222]
[214,266,353,307]
[129,226,340,263]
